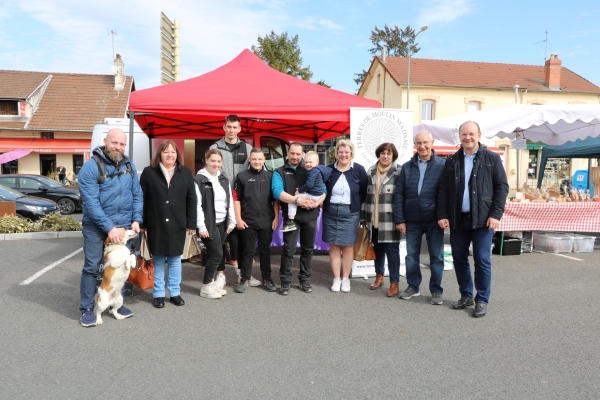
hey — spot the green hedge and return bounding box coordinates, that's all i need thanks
[0,213,81,234]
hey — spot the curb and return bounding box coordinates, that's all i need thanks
[0,231,82,241]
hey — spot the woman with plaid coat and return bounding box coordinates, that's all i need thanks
[360,143,403,297]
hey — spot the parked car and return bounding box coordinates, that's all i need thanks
[0,184,60,221]
[0,175,82,215]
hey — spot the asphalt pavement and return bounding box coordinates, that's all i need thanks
[1,235,599,399]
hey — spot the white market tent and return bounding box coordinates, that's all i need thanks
[413,104,600,146]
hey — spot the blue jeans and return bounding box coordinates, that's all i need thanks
[152,255,182,298]
[80,222,107,313]
[80,222,133,313]
[371,228,400,283]
[405,221,445,294]
[449,213,494,304]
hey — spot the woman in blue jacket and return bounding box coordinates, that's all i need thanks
[323,139,368,293]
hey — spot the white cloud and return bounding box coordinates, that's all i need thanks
[294,16,342,31]
[2,0,291,89]
[416,0,473,27]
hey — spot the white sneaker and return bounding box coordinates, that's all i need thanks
[331,277,342,292]
[341,278,351,293]
[249,275,261,287]
[200,281,223,299]
[214,273,227,295]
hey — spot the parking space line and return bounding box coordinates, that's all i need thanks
[551,253,583,261]
[20,247,83,285]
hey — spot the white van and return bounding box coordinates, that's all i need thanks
[91,118,151,175]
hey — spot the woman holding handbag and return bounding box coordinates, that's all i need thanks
[361,143,402,297]
[322,139,368,293]
[140,140,197,308]
[194,149,236,299]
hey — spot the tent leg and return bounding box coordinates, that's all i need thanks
[128,112,134,160]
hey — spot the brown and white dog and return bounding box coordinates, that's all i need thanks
[95,228,138,325]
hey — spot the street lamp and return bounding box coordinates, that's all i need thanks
[406,25,428,109]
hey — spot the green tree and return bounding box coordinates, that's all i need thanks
[316,79,331,88]
[251,31,313,81]
[354,24,421,90]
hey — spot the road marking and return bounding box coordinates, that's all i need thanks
[552,253,583,261]
[20,247,83,285]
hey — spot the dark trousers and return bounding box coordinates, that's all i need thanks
[450,213,494,304]
[201,222,227,284]
[226,227,240,263]
[239,226,273,281]
[279,218,317,284]
[371,228,401,283]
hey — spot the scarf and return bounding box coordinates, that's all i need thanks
[373,162,392,229]
[159,162,176,187]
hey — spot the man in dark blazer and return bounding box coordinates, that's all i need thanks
[437,121,508,318]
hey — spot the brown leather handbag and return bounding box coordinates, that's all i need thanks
[354,222,376,261]
[128,231,154,289]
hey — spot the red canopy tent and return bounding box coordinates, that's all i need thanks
[129,49,381,143]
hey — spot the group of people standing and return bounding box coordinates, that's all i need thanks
[77,115,508,328]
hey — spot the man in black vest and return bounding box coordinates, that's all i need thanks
[233,148,279,293]
[272,143,325,295]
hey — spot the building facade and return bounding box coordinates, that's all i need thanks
[358,54,600,190]
[0,69,134,178]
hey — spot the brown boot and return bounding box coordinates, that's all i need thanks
[386,283,399,297]
[369,274,384,290]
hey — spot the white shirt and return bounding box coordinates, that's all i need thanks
[196,169,236,232]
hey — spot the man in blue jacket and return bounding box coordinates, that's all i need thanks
[437,121,508,318]
[78,128,143,327]
[394,131,446,304]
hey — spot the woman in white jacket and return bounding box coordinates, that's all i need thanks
[194,149,237,299]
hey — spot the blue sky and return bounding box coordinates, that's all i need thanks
[1,0,599,94]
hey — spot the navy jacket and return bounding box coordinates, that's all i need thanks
[324,162,368,214]
[394,151,445,224]
[298,165,331,196]
[437,145,509,229]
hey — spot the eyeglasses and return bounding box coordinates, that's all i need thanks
[338,151,351,155]
[460,132,478,137]
[414,141,431,146]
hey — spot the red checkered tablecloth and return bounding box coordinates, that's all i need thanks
[498,202,600,232]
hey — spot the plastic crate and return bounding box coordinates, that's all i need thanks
[533,232,574,253]
[572,235,596,253]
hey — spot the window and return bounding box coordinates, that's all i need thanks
[0,177,17,187]
[0,101,18,116]
[376,73,381,94]
[41,132,54,139]
[19,178,44,190]
[467,101,481,113]
[73,155,84,175]
[260,137,288,172]
[1,159,18,174]
[422,100,435,121]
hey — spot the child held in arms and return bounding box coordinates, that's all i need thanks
[281,151,331,232]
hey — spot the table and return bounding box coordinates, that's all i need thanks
[497,202,600,255]
[498,202,600,232]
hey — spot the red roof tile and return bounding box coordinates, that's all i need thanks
[373,57,600,93]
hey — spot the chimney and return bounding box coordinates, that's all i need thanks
[113,54,125,91]
[381,48,386,63]
[544,54,561,90]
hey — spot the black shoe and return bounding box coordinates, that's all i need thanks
[299,280,313,293]
[280,220,297,232]
[261,278,277,292]
[473,302,487,317]
[279,282,290,295]
[452,297,475,309]
[153,297,165,308]
[169,295,185,306]
[235,280,249,293]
